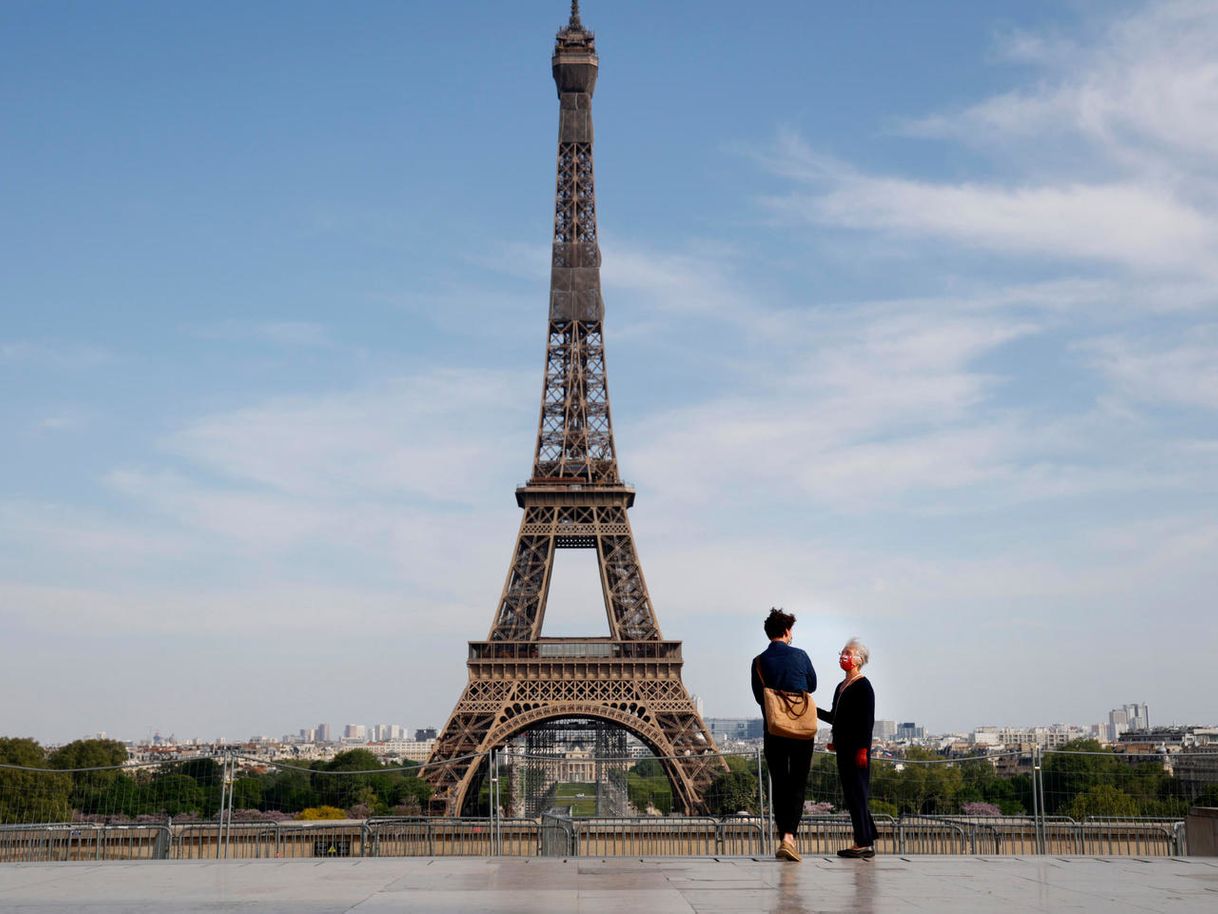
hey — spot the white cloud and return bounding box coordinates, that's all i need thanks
[626,297,1048,508]
[159,369,533,502]
[1083,327,1218,410]
[763,138,1218,275]
[0,499,190,568]
[762,1,1218,278]
[909,1,1218,171]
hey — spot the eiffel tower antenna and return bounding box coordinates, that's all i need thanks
[422,3,724,817]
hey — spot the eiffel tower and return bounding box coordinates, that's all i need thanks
[421,2,724,816]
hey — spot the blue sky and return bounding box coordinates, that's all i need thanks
[3,0,1216,744]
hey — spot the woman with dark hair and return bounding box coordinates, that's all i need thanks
[751,607,817,862]
[818,637,878,858]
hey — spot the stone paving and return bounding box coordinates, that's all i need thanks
[1,855,1216,913]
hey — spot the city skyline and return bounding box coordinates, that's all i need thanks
[3,1,1218,744]
[43,700,1199,750]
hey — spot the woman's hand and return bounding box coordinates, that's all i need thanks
[855,747,869,768]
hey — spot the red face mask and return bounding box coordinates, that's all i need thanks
[839,655,855,672]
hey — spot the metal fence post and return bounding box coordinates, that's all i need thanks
[754,744,765,856]
[215,754,228,860]
[490,749,500,857]
[224,752,236,858]
[1031,746,1044,855]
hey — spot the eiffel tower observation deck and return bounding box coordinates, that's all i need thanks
[421,1,724,816]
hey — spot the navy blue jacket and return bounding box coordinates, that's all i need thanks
[751,641,817,707]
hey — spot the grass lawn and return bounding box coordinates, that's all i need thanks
[552,782,598,816]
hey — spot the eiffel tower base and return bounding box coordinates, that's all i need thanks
[422,641,725,816]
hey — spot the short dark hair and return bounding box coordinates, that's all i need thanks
[764,607,796,639]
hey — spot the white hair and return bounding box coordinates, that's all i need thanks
[844,638,870,668]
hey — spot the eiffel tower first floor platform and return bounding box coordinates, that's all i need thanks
[420,638,726,816]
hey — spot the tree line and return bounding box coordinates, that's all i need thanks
[685,741,1218,819]
[0,738,432,825]
[5,737,1214,824]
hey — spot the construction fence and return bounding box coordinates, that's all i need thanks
[0,746,1209,861]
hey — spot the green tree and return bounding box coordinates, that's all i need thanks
[0,737,70,824]
[47,739,127,770]
[1042,740,1122,816]
[326,749,382,772]
[705,768,760,816]
[138,773,205,818]
[1067,784,1140,819]
[985,772,1031,815]
[316,750,384,811]
[163,758,223,817]
[389,776,433,815]
[170,757,223,787]
[230,776,265,811]
[631,758,663,778]
[261,767,318,814]
[48,739,129,818]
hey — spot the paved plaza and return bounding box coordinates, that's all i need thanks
[1,855,1216,913]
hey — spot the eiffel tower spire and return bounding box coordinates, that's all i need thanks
[422,3,723,818]
[536,0,613,486]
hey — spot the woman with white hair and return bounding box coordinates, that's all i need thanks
[817,638,877,858]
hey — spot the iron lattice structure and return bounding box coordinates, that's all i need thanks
[422,3,724,816]
[504,719,631,818]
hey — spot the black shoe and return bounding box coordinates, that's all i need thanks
[837,846,875,859]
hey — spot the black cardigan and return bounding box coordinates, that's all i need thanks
[816,677,875,753]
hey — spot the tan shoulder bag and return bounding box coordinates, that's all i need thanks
[755,658,818,740]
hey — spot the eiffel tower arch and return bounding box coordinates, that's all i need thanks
[422,2,725,816]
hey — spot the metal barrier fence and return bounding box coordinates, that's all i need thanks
[536,815,768,857]
[0,812,1191,862]
[1,746,1207,861]
[0,823,171,862]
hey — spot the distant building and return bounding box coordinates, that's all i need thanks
[705,718,763,742]
[375,739,435,762]
[1173,746,1218,792]
[1108,703,1150,742]
[971,725,1088,749]
[972,727,1002,747]
[415,728,438,741]
[896,722,924,740]
[316,723,332,743]
[1117,725,1214,752]
[874,720,897,740]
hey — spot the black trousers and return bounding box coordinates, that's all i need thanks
[837,748,878,846]
[763,733,814,837]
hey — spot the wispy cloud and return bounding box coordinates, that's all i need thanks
[762,135,1218,276]
[908,0,1218,172]
[157,369,532,502]
[1083,327,1218,410]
